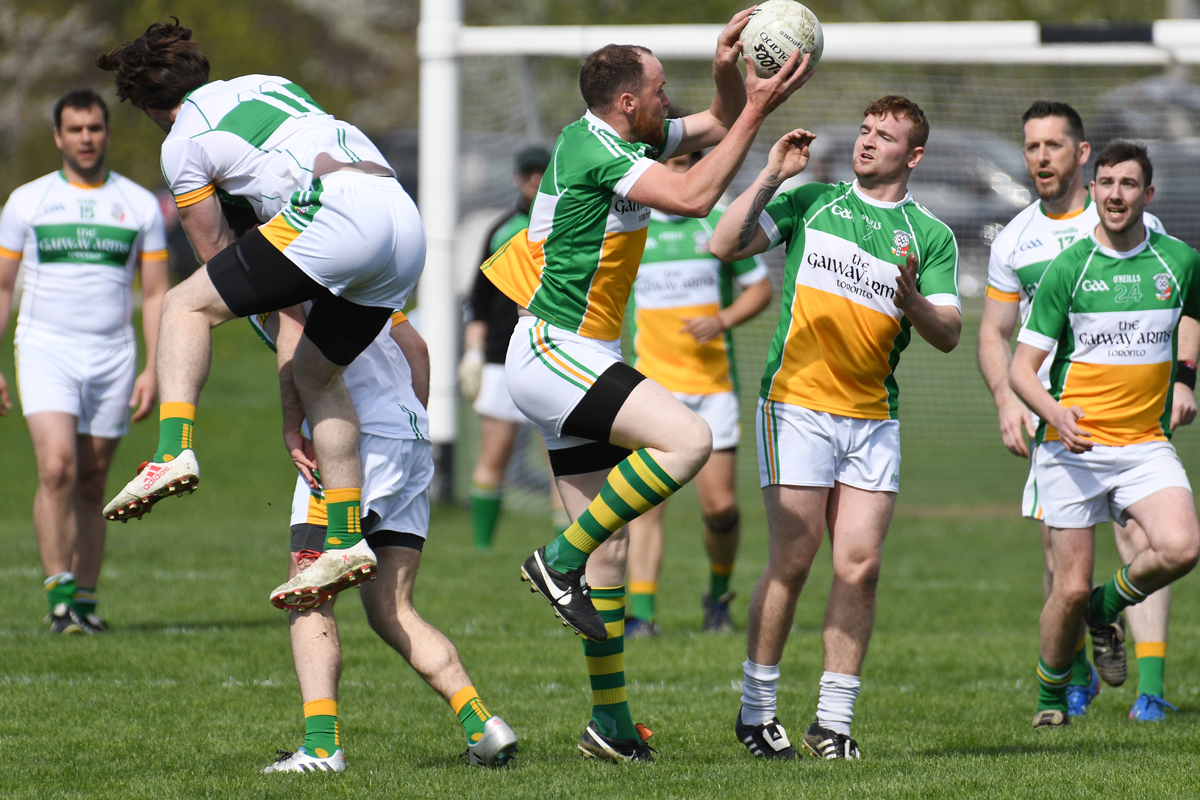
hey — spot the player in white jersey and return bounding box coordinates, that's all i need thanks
[977,101,1198,720]
[96,21,426,604]
[0,90,168,634]
[251,307,517,773]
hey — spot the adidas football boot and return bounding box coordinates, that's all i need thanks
[104,450,200,522]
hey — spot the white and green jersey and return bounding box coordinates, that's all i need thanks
[0,171,167,343]
[160,75,391,221]
[987,195,1164,385]
[250,309,428,441]
[758,180,960,420]
[630,209,767,394]
[481,111,683,340]
[1019,229,1200,447]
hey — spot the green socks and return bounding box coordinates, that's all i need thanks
[1036,656,1071,712]
[303,699,340,757]
[323,488,363,550]
[628,581,656,622]
[545,450,682,573]
[44,572,75,614]
[710,563,734,599]
[469,483,503,550]
[1136,642,1166,697]
[1068,636,1092,686]
[154,402,195,462]
[72,587,98,619]
[584,585,638,740]
[1091,565,1149,624]
[450,686,492,743]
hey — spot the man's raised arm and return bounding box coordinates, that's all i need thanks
[674,8,753,154]
[177,192,234,265]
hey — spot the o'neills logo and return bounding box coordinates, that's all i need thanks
[806,250,896,300]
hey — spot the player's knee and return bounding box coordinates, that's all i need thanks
[74,468,108,505]
[704,506,739,534]
[1055,576,1091,611]
[1163,535,1200,575]
[835,552,882,590]
[673,411,712,471]
[768,554,810,588]
[36,455,75,491]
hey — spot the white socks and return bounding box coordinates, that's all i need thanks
[739,660,780,726]
[816,671,861,736]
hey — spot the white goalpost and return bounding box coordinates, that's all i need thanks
[418,8,1200,505]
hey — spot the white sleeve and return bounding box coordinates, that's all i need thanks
[735,255,770,287]
[612,158,656,199]
[985,235,1020,296]
[160,136,217,206]
[0,190,28,258]
[140,194,169,255]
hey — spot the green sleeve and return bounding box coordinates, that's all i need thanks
[1180,246,1200,320]
[763,183,830,246]
[916,226,960,301]
[1023,253,1075,344]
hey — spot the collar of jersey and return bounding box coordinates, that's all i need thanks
[58,170,109,189]
[584,110,632,144]
[1040,192,1091,220]
[1089,225,1151,259]
[851,180,911,209]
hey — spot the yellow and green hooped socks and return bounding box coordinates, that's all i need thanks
[154,402,195,463]
[44,572,75,615]
[585,585,638,740]
[303,699,340,757]
[1136,641,1166,697]
[1068,636,1092,687]
[72,587,97,619]
[469,482,503,550]
[628,581,656,622]
[544,450,682,573]
[323,488,363,550]
[1036,657,1071,712]
[1091,565,1149,624]
[450,686,492,743]
[710,562,734,600]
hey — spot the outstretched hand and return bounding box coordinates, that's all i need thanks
[894,252,920,311]
[714,7,754,69]
[766,128,817,181]
[745,48,814,116]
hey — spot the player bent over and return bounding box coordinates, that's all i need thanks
[0,90,169,633]
[97,21,424,602]
[711,97,961,760]
[978,100,1195,720]
[481,14,811,761]
[625,146,772,637]
[255,308,517,772]
[1010,141,1200,729]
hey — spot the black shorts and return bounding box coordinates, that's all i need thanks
[290,511,425,553]
[547,362,644,477]
[207,228,392,366]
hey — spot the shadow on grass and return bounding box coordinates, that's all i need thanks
[115,619,280,634]
[924,740,1158,758]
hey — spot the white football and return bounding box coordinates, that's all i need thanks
[740,0,823,79]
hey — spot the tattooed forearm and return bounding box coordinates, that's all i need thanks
[737,178,782,250]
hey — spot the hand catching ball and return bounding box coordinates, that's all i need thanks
[740,0,824,79]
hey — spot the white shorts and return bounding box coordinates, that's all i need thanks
[757,399,901,493]
[473,363,528,424]
[1025,440,1192,528]
[676,391,740,451]
[504,317,625,450]
[265,171,425,309]
[15,332,135,438]
[290,435,434,538]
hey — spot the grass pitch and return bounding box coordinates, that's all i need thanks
[3,322,1200,799]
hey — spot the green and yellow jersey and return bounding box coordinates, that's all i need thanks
[758,180,960,420]
[1019,229,1200,446]
[630,209,767,394]
[481,111,683,341]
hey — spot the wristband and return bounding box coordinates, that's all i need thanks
[1177,360,1197,390]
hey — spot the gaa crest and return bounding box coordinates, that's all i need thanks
[1154,273,1173,302]
[891,229,911,258]
[693,230,710,254]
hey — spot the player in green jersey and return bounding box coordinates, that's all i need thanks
[483,13,814,761]
[712,96,962,759]
[978,102,1198,720]
[1011,141,1200,728]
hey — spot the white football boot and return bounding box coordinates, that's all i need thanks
[270,539,377,610]
[464,716,519,767]
[261,747,345,773]
[103,450,200,522]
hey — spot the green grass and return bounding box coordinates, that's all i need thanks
[3,320,1200,799]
